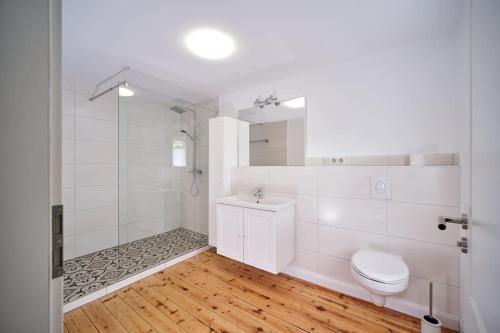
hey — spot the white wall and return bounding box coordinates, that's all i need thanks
[0,0,61,331]
[231,165,461,330]
[220,35,465,158]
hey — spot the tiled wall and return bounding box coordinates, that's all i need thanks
[231,166,461,322]
[119,98,185,244]
[180,100,217,235]
[249,121,287,165]
[62,80,183,259]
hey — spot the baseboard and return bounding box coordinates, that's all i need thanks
[63,245,213,313]
[283,265,459,331]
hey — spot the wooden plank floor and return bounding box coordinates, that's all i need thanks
[65,249,456,333]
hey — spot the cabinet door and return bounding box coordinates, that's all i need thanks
[243,208,276,272]
[216,204,244,261]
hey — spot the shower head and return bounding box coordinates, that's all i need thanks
[170,105,193,114]
[181,129,196,141]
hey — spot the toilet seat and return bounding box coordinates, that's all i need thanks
[351,249,409,306]
[351,249,409,284]
[352,265,407,284]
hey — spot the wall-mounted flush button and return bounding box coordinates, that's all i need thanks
[371,176,391,199]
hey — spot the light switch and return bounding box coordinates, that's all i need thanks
[370,176,391,199]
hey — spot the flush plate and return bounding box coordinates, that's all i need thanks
[370,176,391,199]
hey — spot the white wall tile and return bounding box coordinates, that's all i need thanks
[318,166,387,198]
[317,254,355,285]
[62,187,75,212]
[75,206,118,234]
[75,185,117,210]
[386,237,460,286]
[75,117,118,142]
[75,92,117,122]
[64,211,75,237]
[127,199,165,223]
[61,85,201,258]
[228,165,460,322]
[75,227,118,257]
[296,222,318,251]
[75,164,118,186]
[127,145,169,165]
[231,166,268,193]
[119,225,128,244]
[290,248,318,272]
[388,276,460,317]
[63,140,74,163]
[75,140,118,164]
[267,166,317,195]
[387,202,460,245]
[389,167,460,206]
[318,226,386,259]
[127,182,168,203]
[127,124,168,147]
[63,163,75,188]
[62,90,74,115]
[64,236,76,261]
[127,165,169,183]
[434,281,460,317]
[126,103,166,128]
[126,218,167,242]
[62,114,74,139]
[295,194,318,223]
[319,197,387,233]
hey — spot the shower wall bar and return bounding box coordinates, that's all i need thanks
[89,81,126,101]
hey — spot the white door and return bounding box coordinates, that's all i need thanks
[462,1,500,332]
[217,205,244,261]
[243,208,276,272]
[0,0,63,331]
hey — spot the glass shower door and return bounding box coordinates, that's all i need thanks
[117,83,192,273]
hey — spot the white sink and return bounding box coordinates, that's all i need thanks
[216,195,295,212]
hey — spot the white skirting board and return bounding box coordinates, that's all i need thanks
[283,265,459,331]
[63,245,212,313]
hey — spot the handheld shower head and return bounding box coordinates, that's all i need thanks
[181,129,196,141]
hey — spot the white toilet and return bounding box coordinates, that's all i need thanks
[351,249,409,306]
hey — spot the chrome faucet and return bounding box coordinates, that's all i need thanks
[254,186,264,202]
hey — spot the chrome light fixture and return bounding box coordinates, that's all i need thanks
[254,94,280,109]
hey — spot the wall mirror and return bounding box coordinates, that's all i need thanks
[238,96,306,166]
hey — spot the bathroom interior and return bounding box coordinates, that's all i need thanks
[1,0,499,332]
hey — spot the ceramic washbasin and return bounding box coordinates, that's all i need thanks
[216,195,295,212]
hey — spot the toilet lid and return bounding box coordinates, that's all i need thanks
[351,249,409,284]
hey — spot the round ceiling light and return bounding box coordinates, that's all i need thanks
[283,97,305,109]
[185,28,235,60]
[119,86,134,97]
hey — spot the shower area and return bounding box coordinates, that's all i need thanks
[62,69,214,304]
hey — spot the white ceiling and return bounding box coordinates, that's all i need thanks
[63,0,464,100]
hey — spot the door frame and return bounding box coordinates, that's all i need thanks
[49,0,64,331]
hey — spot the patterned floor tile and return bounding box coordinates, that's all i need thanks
[63,227,208,304]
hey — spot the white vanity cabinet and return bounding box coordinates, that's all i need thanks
[216,203,295,274]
